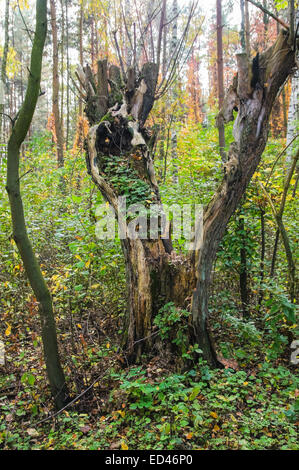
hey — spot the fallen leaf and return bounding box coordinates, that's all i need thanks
[80,425,91,434]
[27,428,39,437]
[5,324,11,336]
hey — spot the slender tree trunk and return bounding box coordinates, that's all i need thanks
[239,214,249,316]
[6,0,68,410]
[50,0,64,167]
[78,3,84,117]
[60,0,65,132]
[170,0,179,184]
[258,208,265,305]
[0,0,10,141]
[90,15,96,71]
[282,87,288,137]
[286,8,299,165]
[216,0,226,162]
[240,0,246,52]
[159,3,168,178]
[261,148,298,301]
[65,0,70,147]
[245,0,250,58]
[270,229,279,277]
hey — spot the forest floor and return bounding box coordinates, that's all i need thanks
[0,300,298,450]
[0,134,298,450]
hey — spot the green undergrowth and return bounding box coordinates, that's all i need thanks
[0,360,298,450]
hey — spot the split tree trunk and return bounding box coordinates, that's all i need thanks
[79,30,297,366]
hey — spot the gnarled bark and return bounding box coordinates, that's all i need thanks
[81,60,195,361]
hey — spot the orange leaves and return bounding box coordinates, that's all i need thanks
[72,116,89,152]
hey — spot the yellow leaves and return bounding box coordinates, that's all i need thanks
[0,47,20,78]
[213,424,220,433]
[121,442,128,450]
[13,263,22,273]
[5,323,11,336]
[91,284,100,289]
[12,0,29,9]
[210,411,218,419]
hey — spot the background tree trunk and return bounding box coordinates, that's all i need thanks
[216,0,226,162]
[0,0,10,143]
[286,6,299,164]
[50,0,64,167]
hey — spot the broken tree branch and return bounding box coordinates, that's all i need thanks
[246,0,289,30]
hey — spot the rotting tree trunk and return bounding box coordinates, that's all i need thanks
[50,0,64,167]
[80,59,195,361]
[6,0,68,409]
[79,30,297,366]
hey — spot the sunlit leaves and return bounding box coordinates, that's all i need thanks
[0,46,20,78]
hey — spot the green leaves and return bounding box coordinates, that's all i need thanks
[21,372,35,386]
